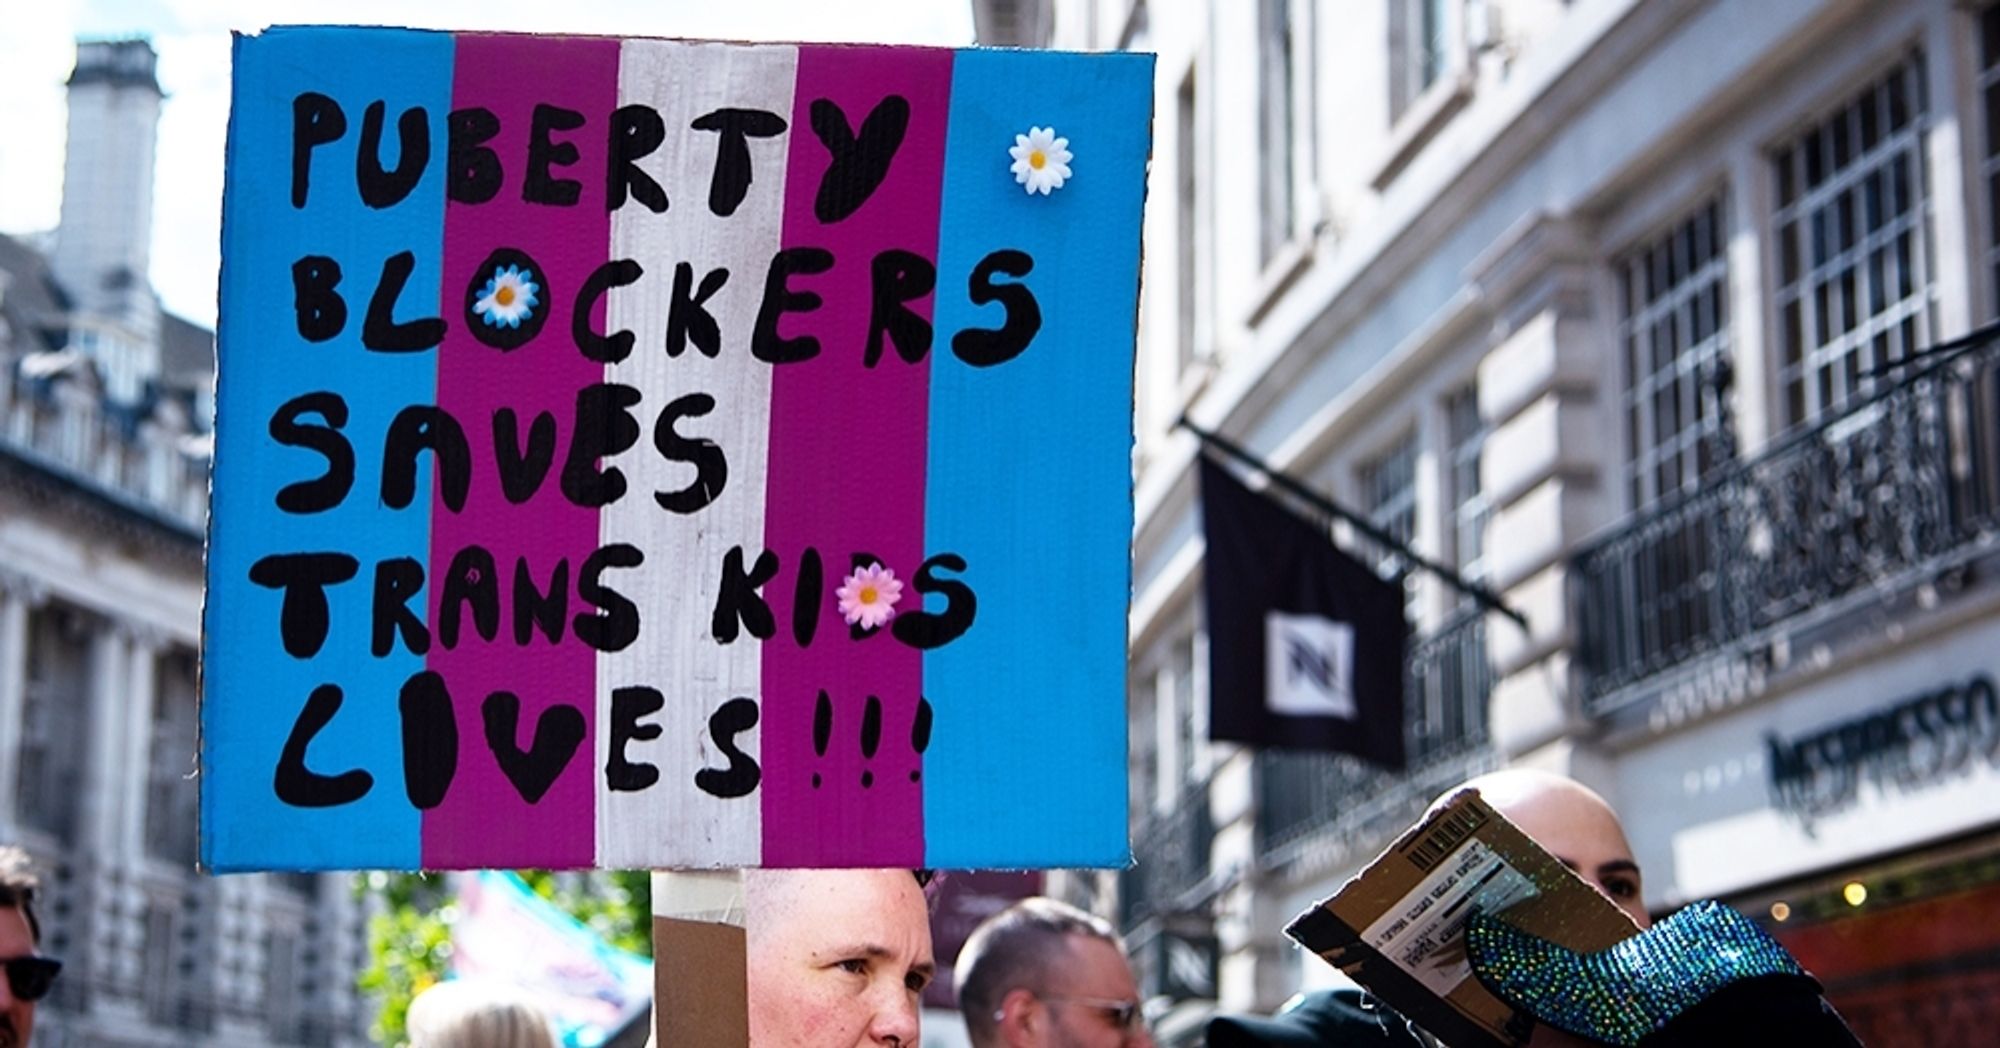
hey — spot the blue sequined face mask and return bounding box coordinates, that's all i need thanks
[1464,900,1808,1047]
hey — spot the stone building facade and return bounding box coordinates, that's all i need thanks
[973,1,2000,1044]
[0,38,372,1047]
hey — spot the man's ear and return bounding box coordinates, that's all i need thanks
[996,987,1042,1047]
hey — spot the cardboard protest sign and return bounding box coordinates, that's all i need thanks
[1286,791,1641,1047]
[652,871,749,1046]
[201,26,1152,870]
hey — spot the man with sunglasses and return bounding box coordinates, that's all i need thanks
[0,847,58,1048]
[956,897,1154,1048]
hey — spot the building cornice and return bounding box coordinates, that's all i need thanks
[0,439,204,560]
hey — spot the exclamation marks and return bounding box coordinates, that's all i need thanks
[812,689,833,789]
[910,697,932,783]
[859,696,883,787]
[808,694,936,788]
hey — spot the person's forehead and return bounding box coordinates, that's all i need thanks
[1059,935,1137,991]
[757,868,906,904]
[771,871,930,947]
[781,868,920,907]
[1500,787,1633,862]
[0,905,33,952]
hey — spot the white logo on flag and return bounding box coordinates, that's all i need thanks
[1265,612,1359,718]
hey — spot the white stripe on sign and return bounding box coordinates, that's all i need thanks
[596,39,799,868]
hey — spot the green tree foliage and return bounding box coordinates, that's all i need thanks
[358,870,653,1045]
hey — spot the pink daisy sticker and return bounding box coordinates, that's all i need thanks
[836,562,904,629]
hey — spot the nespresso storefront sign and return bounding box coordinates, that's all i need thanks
[1767,673,1999,827]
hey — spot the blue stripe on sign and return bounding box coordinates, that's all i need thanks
[202,26,452,870]
[923,48,1154,868]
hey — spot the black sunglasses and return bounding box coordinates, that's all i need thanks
[1041,995,1145,1031]
[2,957,60,1002]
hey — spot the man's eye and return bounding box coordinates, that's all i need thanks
[905,972,930,994]
[1603,878,1640,900]
[837,959,869,976]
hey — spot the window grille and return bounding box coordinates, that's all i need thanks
[1390,0,1450,120]
[1358,434,1420,619]
[1977,6,2000,316]
[1618,197,1733,508]
[19,607,90,844]
[146,650,200,864]
[1771,54,1934,427]
[1445,384,1489,589]
[1259,0,1297,264]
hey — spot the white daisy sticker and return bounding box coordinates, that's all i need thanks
[473,264,541,329]
[836,562,904,630]
[1010,126,1073,195]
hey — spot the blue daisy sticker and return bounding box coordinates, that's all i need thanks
[474,264,541,329]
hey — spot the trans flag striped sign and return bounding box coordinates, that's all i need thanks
[202,27,1151,871]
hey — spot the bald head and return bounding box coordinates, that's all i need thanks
[1453,769,1650,928]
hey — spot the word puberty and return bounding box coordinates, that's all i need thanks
[288,91,1041,367]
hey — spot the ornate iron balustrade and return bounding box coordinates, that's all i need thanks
[1574,326,2000,706]
[1256,610,1493,862]
[1122,781,1214,928]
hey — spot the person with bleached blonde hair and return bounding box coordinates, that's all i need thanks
[406,978,557,1048]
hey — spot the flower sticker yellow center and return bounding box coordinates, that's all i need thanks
[1010,126,1073,195]
[473,264,541,330]
[837,564,903,630]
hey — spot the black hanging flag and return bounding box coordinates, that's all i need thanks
[1198,454,1407,767]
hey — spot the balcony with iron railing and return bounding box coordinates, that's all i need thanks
[1255,609,1499,871]
[1573,325,2000,710]
[1122,780,1214,930]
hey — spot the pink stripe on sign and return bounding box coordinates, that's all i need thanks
[424,34,620,868]
[761,46,954,866]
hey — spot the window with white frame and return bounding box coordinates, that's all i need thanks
[1389,0,1450,122]
[19,605,91,845]
[1170,637,1198,791]
[1445,384,1488,589]
[1129,671,1159,818]
[1360,436,1418,550]
[1978,5,2000,317]
[1618,197,1733,509]
[141,900,178,1024]
[1771,54,1933,429]
[1177,68,1201,373]
[1359,433,1420,618]
[264,930,303,1042]
[147,649,200,865]
[142,890,210,1031]
[1259,0,1298,265]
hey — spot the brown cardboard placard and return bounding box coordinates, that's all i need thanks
[654,916,748,1047]
[1286,789,1642,1048]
